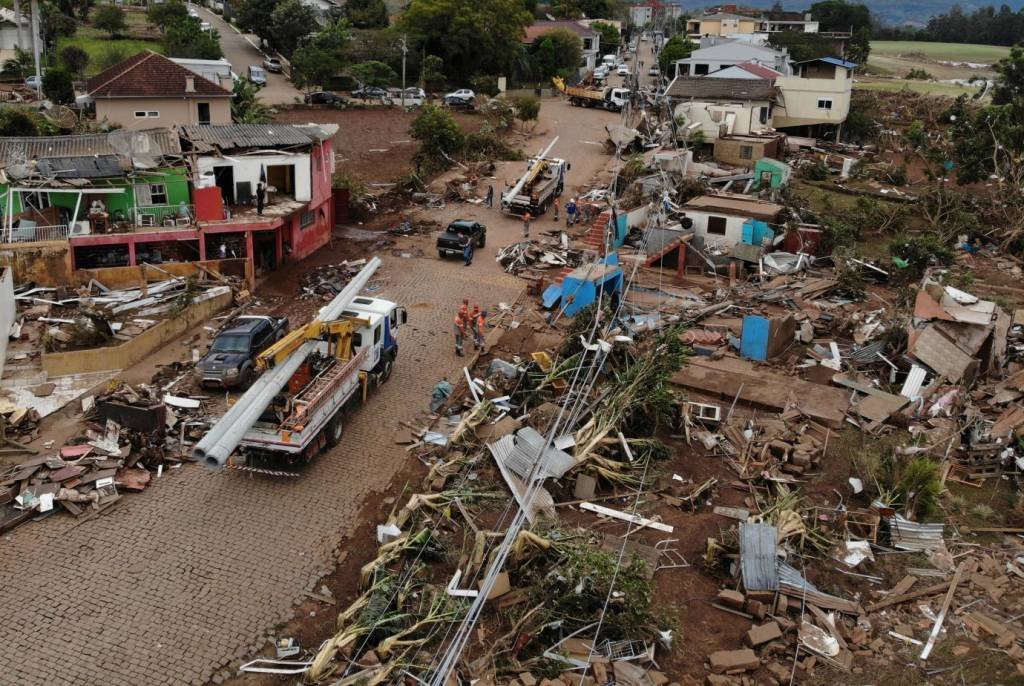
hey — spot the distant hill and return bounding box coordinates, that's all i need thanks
[696,0,1024,27]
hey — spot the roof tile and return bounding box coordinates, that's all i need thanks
[87,50,231,99]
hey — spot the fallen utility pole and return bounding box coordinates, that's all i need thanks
[193,257,382,468]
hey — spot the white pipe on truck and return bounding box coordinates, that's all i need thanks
[193,257,382,469]
[501,136,559,207]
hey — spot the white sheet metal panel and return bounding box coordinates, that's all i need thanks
[900,365,927,399]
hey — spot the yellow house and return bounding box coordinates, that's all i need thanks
[773,57,856,131]
[686,13,759,39]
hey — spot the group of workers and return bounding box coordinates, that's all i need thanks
[453,299,488,357]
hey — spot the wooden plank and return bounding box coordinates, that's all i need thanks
[866,581,951,612]
[920,561,967,660]
[579,502,674,533]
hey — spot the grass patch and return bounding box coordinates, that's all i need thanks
[854,79,980,97]
[870,41,1011,63]
[57,27,163,76]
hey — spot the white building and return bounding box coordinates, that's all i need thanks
[673,39,791,79]
[665,77,777,141]
[681,194,785,250]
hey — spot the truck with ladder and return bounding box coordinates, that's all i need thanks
[501,137,567,217]
[193,258,407,475]
[552,76,631,112]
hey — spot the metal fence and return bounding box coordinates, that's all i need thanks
[2,223,71,243]
[135,204,195,227]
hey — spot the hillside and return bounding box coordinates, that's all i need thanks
[696,0,1024,26]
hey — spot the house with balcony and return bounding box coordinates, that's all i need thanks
[773,57,856,135]
[87,50,233,132]
[685,12,760,39]
[0,124,338,285]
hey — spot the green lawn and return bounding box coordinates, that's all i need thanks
[57,27,163,77]
[855,79,981,97]
[870,41,1011,63]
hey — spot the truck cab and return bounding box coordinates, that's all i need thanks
[606,88,631,109]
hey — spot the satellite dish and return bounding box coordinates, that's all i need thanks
[52,106,77,129]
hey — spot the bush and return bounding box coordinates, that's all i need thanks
[471,74,500,97]
[889,232,955,277]
[801,160,829,180]
[42,67,75,105]
[59,45,89,78]
[93,5,127,38]
[906,68,933,80]
[410,104,464,173]
[512,95,540,129]
[906,120,927,148]
[96,45,132,72]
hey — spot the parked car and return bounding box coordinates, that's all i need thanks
[437,220,486,259]
[304,90,342,105]
[188,7,199,17]
[200,21,211,31]
[616,65,629,76]
[24,75,41,89]
[195,315,289,389]
[648,65,661,77]
[443,88,475,108]
[248,65,267,85]
[352,85,390,100]
[263,57,283,73]
[388,87,426,107]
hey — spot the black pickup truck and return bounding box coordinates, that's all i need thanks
[195,315,288,389]
[437,220,486,259]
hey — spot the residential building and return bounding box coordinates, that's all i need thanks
[760,10,819,33]
[87,51,232,131]
[706,61,782,80]
[628,3,653,26]
[685,12,760,39]
[523,20,600,72]
[673,39,791,78]
[0,8,28,65]
[687,8,823,38]
[170,57,237,86]
[680,194,785,250]
[773,57,856,133]
[664,77,777,141]
[0,124,338,283]
[628,1,685,27]
[713,132,786,168]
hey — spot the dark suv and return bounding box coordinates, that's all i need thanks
[437,219,486,259]
[195,315,288,389]
[305,91,342,105]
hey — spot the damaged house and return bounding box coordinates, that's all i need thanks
[666,77,778,143]
[0,124,338,284]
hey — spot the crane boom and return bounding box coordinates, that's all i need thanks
[502,136,559,205]
[193,257,382,469]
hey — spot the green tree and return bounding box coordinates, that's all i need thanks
[545,28,582,75]
[42,1,79,40]
[410,103,464,172]
[808,0,872,32]
[345,0,388,28]
[658,35,695,75]
[59,45,89,78]
[0,107,43,135]
[93,4,127,38]
[290,19,350,90]
[236,0,276,43]
[232,78,273,123]
[96,44,131,71]
[552,0,615,18]
[42,66,75,104]
[55,0,93,20]
[2,48,35,78]
[348,60,398,87]
[513,94,540,129]
[164,17,223,59]
[269,0,318,57]
[993,44,1024,107]
[422,54,444,90]
[401,0,532,82]
[147,0,188,32]
[848,26,871,64]
[532,37,556,78]
[590,20,619,53]
[767,31,836,62]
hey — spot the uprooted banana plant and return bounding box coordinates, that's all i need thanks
[756,487,835,553]
[574,327,688,464]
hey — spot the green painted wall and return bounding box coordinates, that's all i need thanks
[1,166,191,224]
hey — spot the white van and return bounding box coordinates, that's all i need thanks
[602,54,616,67]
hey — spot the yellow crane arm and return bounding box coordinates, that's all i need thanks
[255,317,369,372]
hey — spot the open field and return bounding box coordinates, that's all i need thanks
[57,30,164,76]
[854,78,982,97]
[871,40,1012,63]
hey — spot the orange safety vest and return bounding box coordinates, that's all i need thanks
[454,314,467,332]
[476,314,486,331]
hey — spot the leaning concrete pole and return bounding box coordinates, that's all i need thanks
[193,256,382,469]
[29,0,41,97]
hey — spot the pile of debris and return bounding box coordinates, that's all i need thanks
[0,381,210,534]
[15,273,234,353]
[299,259,367,299]
[497,237,585,275]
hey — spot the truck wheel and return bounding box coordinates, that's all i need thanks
[478,234,486,249]
[326,413,344,447]
[379,357,394,383]
[438,249,446,259]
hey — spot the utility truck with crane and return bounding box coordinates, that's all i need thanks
[193,258,406,474]
[552,77,631,112]
[501,137,567,217]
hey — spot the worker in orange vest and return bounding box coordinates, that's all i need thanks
[454,311,468,357]
[458,298,469,321]
[522,211,532,238]
[473,309,488,350]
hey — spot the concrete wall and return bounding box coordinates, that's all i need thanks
[71,258,251,289]
[41,288,233,376]
[95,97,230,131]
[198,152,313,202]
[673,100,770,141]
[0,267,13,378]
[0,241,72,286]
[683,208,749,250]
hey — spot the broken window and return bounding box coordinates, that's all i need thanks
[300,210,315,228]
[135,183,168,206]
[739,145,753,160]
[707,216,727,235]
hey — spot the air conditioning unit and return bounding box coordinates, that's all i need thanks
[69,220,91,236]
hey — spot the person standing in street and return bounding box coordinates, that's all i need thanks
[485,185,494,208]
[453,310,467,356]
[461,234,474,266]
[522,211,532,238]
[566,198,577,227]
[474,309,487,350]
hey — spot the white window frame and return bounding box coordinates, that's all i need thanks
[133,111,160,118]
[817,99,833,110]
[134,183,168,206]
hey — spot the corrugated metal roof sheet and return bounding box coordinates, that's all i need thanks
[34,155,127,179]
[0,129,180,164]
[779,561,861,613]
[740,522,779,591]
[889,514,944,551]
[513,427,576,479]
[179,124,338,151]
